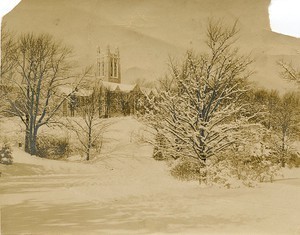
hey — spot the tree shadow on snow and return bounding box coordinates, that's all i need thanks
[2,199,255,234]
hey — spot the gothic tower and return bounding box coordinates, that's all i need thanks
[96,46,121,84]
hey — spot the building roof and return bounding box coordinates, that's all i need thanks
[57,85,92,97]
[140,87,158,96]
[58,80,157,97]
[101,81,136,93]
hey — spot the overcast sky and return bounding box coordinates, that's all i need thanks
[269,0,300,38]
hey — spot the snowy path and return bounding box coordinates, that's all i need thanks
[1,117,300,234]
[1,172,300,235]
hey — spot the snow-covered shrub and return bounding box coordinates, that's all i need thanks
[224,124,283,184]
[152,133,181,161]
[170,148,282,188]
[232,154,281,184]
[0,144,13,165]
[36,135,70,159]
[285,152,300,168]
[262,130,300,168]
[205,158,246,188]
[207,154,281,187]
[215,141,282,186]
[170,157,205,181]
[152,133,167,160]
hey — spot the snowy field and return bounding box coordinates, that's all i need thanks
[0,117,300,235]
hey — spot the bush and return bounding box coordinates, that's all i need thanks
[286,153,300,168]
[153,146,165,161]
[0,144,13,165]
[152,133,168,161]
[170,157,205,181]
[170,157,241,188]
[233,155,281,184]
[36,135,70,159]
[169,151,282,188]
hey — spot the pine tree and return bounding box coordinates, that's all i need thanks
[0,144,13,165]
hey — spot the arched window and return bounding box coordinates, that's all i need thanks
[98,61,101,76]
[114,59,117,77]
[110,60,113,77]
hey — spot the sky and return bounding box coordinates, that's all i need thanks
[269,0,300,38]
[0,0,21,20]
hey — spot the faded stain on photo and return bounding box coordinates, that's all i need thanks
[1,1,300,235]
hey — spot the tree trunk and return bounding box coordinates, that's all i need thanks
[30,135,37,156]
[24,126,38,156]
[86,150,90,161]
[281,132,286,167]
[24,114,30,153]
[86,123,92,161]
[198,158,207,185]
[24,128,30,153]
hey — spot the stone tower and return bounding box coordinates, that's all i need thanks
[96,46,121,84]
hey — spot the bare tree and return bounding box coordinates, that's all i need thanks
[278,60,300,85]
[278,60,300,156]
[272,92,300,166]
[0,23,16,80]
[247,88,280,129]
[246,87,300,167]
[4,33,88,155]
[67,83,110,161]
[157,74,176,92]
[0,24,16,116]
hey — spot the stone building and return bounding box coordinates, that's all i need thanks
[96,46,121,84]
[61,46,156,117]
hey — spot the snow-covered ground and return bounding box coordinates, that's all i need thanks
[0,117,300,235]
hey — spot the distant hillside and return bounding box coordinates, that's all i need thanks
[4,0,300,91]
[123,67,156,84]
[238,30,300,91]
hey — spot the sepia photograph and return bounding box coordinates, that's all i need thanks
[0,0,300,234]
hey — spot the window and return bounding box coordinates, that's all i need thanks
[98,61,101,76]
[110,60,113,77]
[114,60,117,77]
